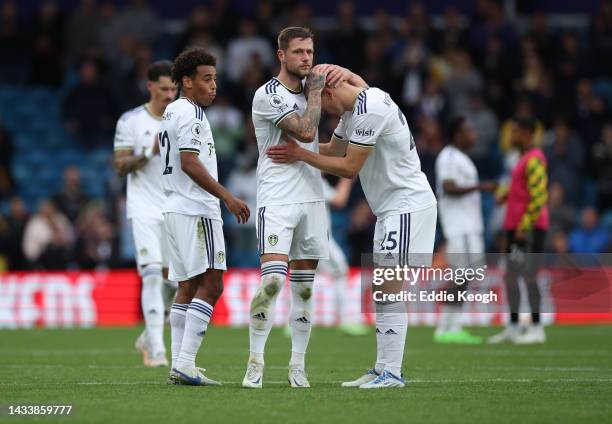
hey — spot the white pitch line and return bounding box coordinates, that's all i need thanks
[2,378,612,387]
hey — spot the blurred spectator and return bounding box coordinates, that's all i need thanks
[0,0,27,82]
[28,0,65,86]
[554,32,589,92]
[175,6,213,56]
[65,0,101,63]
[590,0,612,77]
[592,122,612,211]
[469,0,518,55]
[206,95,244,182]
[406,2,432,44]
[574,79,607,149]
[112,0,158,46]
[360,36,395,92]
[546,182,576,251]
[75,203,116,269]
[0,121,14,197]
[415,77,448,123]
[464,91,499,162]
[113,42,153,112]
[326,0,365,72]
[395,28,428,111]
[432,6,467,53]
[22,199,74,269]
[253,0,279,46]
[569,208,610,253]
[0,197,29,270]
[225,19,275,83]
[210,0,239,46]
[226,152,258,266]
[543,118,584,205]
[52,167,91,224]
[530,12,555,67]
[286,3,313,29]
[444,50,483,115]
[550,231,570,255]
[63,59,116,148]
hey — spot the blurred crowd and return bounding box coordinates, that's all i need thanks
[1,0,612,271]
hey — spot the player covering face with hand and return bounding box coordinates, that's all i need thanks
[243,27,367,389]
[268,65,437,388]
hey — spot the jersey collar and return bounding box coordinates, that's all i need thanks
[144,103,162,121]
[273,77,303,94]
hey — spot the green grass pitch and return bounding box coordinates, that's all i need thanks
[1,326,612,424]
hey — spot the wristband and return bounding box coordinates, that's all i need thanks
[143,147,153,160]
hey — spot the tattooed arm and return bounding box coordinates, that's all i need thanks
[113,135,160,177]
[276,69,327,143]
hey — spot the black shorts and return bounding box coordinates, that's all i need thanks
[506,229,547,278]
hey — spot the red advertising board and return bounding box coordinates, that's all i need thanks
[1,268,611,328]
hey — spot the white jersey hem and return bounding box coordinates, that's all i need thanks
[376,201,438,220]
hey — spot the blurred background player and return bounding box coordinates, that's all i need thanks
[113,60,178,367]
[243,27,365,389]
[162,48,250,385]
[434,116,497,344]
[268,65,437,388]
[489,116,549,344]
[319,177,368,336]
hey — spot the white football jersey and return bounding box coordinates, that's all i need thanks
[113,104,165,219]
[435,145,483,237]
[252,78,324,208]
[159,97,221,220]
[334,88,436,218]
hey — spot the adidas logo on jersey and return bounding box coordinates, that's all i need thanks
[385,329,398,335]
[197,330,206,337]
[252,312,267,321]
[375,327,382,334]
[293,103,299,110]
[295,316,310,324]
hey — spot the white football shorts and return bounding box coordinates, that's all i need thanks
[164,213,227,282]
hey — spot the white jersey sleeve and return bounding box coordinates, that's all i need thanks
[435,149,461,186]
[114,111,136,151]
[176,105,210,154]
[347,94,386,148]
[113,105,165,220]
[252,88,297,127]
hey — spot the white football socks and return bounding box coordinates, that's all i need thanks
[249,261,287,364]
[289,270,315,368]
[175,299,213,370]
[375,301,407,377]
[140,264,165,356]
[436,304,463,335]
[169,303,187,369]
[162,279,178,316]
